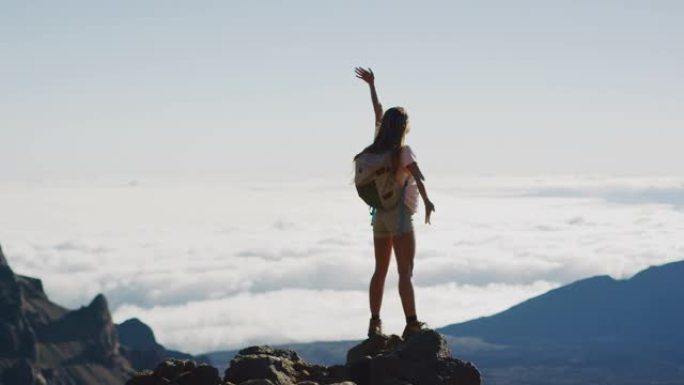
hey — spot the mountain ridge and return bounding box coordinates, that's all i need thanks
[0,243,204,385]
[438,259,684,347]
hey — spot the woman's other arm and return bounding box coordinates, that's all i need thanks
[355,67,383,129]
[407,162,436,224]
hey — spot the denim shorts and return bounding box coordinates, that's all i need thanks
[372,203,414,238]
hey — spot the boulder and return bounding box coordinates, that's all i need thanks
[153,359,191,381]
[348,330,480,385]
[346,334,402,364]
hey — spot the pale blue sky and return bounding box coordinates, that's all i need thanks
[2,0,683,180]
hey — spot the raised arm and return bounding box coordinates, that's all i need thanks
[355,67,383,129]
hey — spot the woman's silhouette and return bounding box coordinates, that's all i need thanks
[354,67,436,339]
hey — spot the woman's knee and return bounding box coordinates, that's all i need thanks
[398,270,413,281]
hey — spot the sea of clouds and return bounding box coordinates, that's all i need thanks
[1,175,683,354]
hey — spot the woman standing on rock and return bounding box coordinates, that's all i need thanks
[354,67,436,339]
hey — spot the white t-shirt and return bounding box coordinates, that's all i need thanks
[374,125,419,213]
[397,145,419,213]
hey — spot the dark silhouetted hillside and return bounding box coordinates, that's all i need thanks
[117,318,210,371]
[440,260,684,348]
[0,243,203,385]
[0,243,133,384]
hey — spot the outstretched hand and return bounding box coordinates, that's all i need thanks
[425,200,435,224]
[355,67,375,85]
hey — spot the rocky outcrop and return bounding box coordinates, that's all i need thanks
[0,242,210,385]
[0,243,134,385]
[344,331,480,385]
[41,293,124,366]
[0,250,41,362]
[128,330,480,385]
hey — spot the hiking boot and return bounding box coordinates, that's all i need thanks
[368,318,383,337]
[402,320,428,340]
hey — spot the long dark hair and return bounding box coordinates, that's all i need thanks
[354,107,409,174]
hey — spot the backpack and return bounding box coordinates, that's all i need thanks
[354,151,404,209]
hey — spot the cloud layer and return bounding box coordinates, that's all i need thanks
[1,175,682,353]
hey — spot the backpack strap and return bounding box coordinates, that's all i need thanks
[397,179,409,234]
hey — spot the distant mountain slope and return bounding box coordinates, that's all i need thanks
[436,260,684,384]
[439,260,684,348]
[116,318,210,370]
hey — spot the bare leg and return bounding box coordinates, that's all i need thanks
[393,231,417,318]
[369,236,392,316]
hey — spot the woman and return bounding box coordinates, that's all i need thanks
[354,67,436,339]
